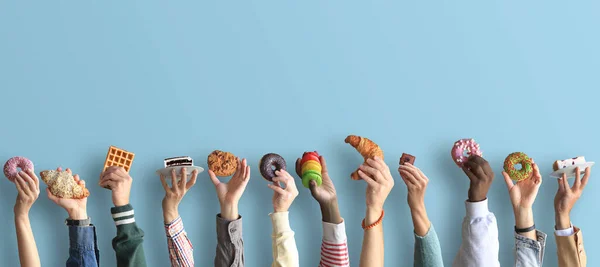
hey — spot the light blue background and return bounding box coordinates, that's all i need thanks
[1,1,598,266]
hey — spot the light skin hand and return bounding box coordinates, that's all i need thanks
[99,166,132,207]
[554,167,590,230]
[503,160,542,240]
[267,170,299,212]
[14,170,41,217]
[462,155,495,202]
[160,168,198,223]
[208,158,250,220]
[47,167,88,220]
[295,155,342,224]
[398,163,431,237]
[357,157,394,225]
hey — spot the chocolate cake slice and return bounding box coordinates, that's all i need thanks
[164,156,194,168]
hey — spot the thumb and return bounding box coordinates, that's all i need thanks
[309,180,318,194]
[502,171,514,190]
[46,188,59,204]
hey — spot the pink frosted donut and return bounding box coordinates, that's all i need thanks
[451,139,482,168]
[3,157,34,182]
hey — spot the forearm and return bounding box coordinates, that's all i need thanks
[359,207,384,267]
[320,200,342,224]
[14,214,40,267]
[220,203,239,221]
[555,211,571,230]
[409,203,431,237]
[165,217,194,267]
[163,206,179,224]
[514,208,536,240]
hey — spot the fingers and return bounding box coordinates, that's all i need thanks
[573,167,582,189]
[232,159,243,180]
[179,167,188,191]
[25,169,39,188]
[22,171,39,193]
[581,167,591,189]
[208,170,221,187]
[359,164,384,181]
[295,158,302,177]
[401,164,422,182]
[399,169,418,186]
[243,161,250,181]
[556,175,563,193]
[320,156,329,174]
[160,175,170,192]
[560,173,570,192]
[462,162,478,182]
[531,163,542,184]
[16,173,32,196]
[502,171,514,190]
[186,170,198,190]
[267,183,287,196]
[358,170,378,187]
[309,179,318,192]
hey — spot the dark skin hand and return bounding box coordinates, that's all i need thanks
[462,155,495,202]
[295,155,343,224]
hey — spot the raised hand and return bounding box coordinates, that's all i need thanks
[503,160,542,210]
[462,155,494,202]
[160,168,198,223]
[555,167,591,229]
[267,170,299,212]
[14,170,41,216]
[357,157,394,222]
[398,163,431,236]
[99,166,132,207]
[208,158,250,220]
[47,167,88,220]
[296,155,342,223]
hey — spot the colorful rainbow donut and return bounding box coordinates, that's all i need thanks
[504,152,533,181]
[451,139,482,168]
[300,151,323,188]
[3,156,34,182]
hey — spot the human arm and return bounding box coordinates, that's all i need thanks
[209,159,250,267]
[452,156,499,267]
[160,168,198,267]
[398,163,443,267]
[554,167,590,267]
[268,170,299,267]
[502,161,546,266]
[13,170,41,267]
[295,155,349,267]
[99,166,146,267]
[46,168,99,267]
[357,157,394,267]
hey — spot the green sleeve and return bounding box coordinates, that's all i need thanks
[414,224,444,267]
[111,204,147,267]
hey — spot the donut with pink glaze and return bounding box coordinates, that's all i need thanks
[3,156,34,182]
[451,139,482,168]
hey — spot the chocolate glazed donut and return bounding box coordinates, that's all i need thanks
[259,153,287,182]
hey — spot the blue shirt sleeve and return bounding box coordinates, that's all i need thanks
[67,225,100,267]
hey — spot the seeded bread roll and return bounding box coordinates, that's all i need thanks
[40,170,90,199]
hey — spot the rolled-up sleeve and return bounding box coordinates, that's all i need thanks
[215,214,244,267]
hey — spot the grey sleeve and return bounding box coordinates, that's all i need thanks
[214,214,244,267]
[514,230,546,267]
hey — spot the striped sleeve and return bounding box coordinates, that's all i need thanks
[165,217,194,267]
[112,206,136,226]
[111,204,147,267]
[320,220,349,267]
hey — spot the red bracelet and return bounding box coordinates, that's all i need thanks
[362,210,385,230]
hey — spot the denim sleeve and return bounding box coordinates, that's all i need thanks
[514,230,547,267]
[66,225,99,267]
[414,225,444,267]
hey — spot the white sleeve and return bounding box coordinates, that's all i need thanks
[452,199,500,267]
[555,226,575,237]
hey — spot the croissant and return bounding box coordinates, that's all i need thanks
[345,135,384,180]
[40,170,90,199]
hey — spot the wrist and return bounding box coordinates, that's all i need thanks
[67,208,88,220]
[408,201,426,213]
[220,203,239,220]
[320,201,342,224]
[163,208,179,224]
[365,206,383,225]
[555,212,571,230]
[468,185,487,202]
[14,211,29,221]
[114,200,129,207]
[514,208,534,229]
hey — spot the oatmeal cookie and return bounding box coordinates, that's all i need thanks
[207,150,238,177]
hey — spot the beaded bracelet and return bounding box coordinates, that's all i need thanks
[362,210,385,230]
